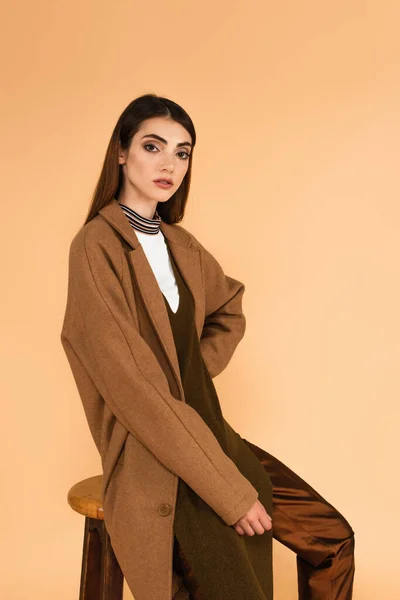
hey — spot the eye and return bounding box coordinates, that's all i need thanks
[144,143,190,160]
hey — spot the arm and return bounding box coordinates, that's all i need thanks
[196,238,246,378]
[60,230,257,526]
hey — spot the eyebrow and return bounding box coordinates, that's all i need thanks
[141,133,192,148]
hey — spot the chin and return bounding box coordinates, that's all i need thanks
[157,194,174,203]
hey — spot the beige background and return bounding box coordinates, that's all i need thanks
[1,1,399,598]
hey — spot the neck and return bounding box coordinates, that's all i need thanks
[118,201,161,235]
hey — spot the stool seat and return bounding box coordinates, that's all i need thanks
[67,474,123,600]
[68,475,104,520]
[67,474,188,599]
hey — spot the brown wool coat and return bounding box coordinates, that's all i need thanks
[60,198,259,600]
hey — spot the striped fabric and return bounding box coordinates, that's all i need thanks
[118,201,161,235]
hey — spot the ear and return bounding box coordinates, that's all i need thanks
[118,143,126,164]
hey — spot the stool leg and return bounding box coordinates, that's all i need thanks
[80,517,101,599]
[99,520,124,600]
[79,517,123,600]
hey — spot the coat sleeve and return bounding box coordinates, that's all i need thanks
[60,229,258,526]
[195,237,247,378]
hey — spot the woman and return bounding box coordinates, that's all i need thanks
[60,94,355,600]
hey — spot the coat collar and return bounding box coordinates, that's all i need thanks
[99,199,205,399]
[99,197,195,251]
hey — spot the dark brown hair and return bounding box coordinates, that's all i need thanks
[83,93,197,226]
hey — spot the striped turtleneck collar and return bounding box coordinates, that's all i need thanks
[118,201,161,235]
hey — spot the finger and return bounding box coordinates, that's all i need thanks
[259,503,272,521]
[241,522,255,536]
[250,520,266,535]
[261,514,273,531]
[234,523,245,535]
[258,504,272,521]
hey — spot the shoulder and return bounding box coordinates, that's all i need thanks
[171,223,221,265]
[166,223,230,283]
[164,221,205,251]
[68,215,124,278]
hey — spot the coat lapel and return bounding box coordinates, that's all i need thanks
[99,198,205,397]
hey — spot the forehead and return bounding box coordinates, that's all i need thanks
[137,116,191,143]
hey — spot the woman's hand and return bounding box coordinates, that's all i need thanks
[232,499,273,536]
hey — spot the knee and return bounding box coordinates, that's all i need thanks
[323,518,355,567]
[334,513,355,560]
[338,512,355,542]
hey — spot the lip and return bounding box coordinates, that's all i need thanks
[154,180,173,189]
[154,178,173,184]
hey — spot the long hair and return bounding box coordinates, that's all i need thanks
[83,94,197,226]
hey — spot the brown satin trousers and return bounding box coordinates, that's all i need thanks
[173,438,355,600]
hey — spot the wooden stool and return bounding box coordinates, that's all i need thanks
[67,475,124,600]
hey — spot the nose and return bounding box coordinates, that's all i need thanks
[160,161,173,172]
[159,153,176,172]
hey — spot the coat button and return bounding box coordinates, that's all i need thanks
[157,502,172,516]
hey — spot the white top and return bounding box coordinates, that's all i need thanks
[135,229,180,313]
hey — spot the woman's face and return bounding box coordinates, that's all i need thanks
[118,116,192,205]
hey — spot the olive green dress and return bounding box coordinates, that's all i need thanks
[163,243,274,600]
